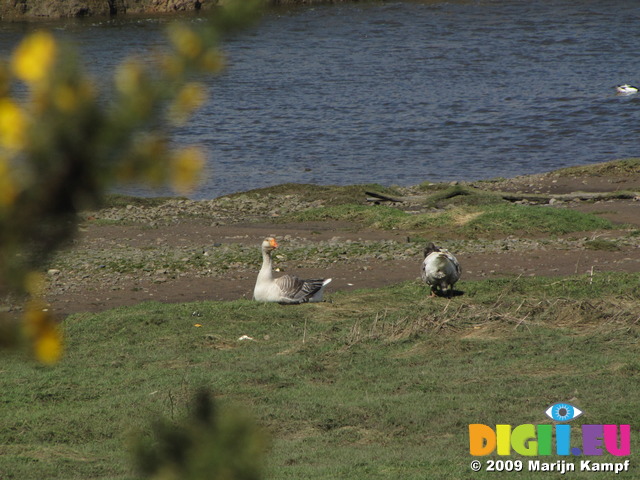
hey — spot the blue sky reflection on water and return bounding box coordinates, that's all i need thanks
[1,1,638,199]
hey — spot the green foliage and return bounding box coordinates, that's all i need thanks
[0,4,269,476]
[0,0,263,362]
[133,389,266,480]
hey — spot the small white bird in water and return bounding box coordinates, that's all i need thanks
[253,237,332,304]
[615,84,639,95]
[421,242,461,298]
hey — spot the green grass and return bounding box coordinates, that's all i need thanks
[584,239,621,251]
[2,273,640,479]
[102,194,187,209]
[226,183,402,207]
[551,158,640,177]
[287,203,413,230]
[462,204,614,234]
[417,185,507,208]
[287,203,615,236]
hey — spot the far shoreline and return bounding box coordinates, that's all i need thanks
[109,157,640,204]
[0,0,368,23]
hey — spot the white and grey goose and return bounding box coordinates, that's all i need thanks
[253,237,332,304]
[421,242,461,297]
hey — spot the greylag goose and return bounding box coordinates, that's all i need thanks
[421,242,461,297]
[253,237,332,304]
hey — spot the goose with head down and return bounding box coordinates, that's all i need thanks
[421,242,461,297]
[253,237,332,304]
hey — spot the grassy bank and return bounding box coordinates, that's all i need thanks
[286,201,617,235]
[2,272,639,479]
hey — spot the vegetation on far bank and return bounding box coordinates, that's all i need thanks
[285,202,617,235]
[94,158,640,239]
[550,157,640,177]
[100,157,640,212]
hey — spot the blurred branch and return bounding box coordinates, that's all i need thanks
[133,388,267,480]
[0,0,263,363]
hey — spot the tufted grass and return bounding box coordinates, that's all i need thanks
[287,202,615,236]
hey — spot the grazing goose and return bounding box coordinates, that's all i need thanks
[615,84,638,95]
[253,237,332,304]
[421,242,461,297]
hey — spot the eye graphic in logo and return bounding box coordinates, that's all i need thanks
[545,403,583,422]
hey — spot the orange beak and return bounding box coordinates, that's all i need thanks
[269,238,278,248]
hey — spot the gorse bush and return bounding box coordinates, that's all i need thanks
[1,3,270,480]
[0,1,262,362]
[134,389,267,480]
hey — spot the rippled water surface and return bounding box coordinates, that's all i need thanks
[2,1,639,198]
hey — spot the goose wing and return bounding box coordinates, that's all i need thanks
[441,249,462,281]
[421,253,437,284]
[274,274,327,304]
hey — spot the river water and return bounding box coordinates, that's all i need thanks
[1,0,639,199]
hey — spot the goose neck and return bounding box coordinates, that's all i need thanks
[259,248,274,280]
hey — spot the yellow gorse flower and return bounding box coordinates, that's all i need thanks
[12,31,58,85]
[115,60,144,96]
[23,300,63,365]
[200,49,225,74]
[169,82,208,125]
[0,155,18,206]
[171,146,205,194]
[24,271,46,296]
[34,327,63,365]
[169,24,203,60]
[0,98,27,150]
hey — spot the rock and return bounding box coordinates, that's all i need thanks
[1,0,207,20]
